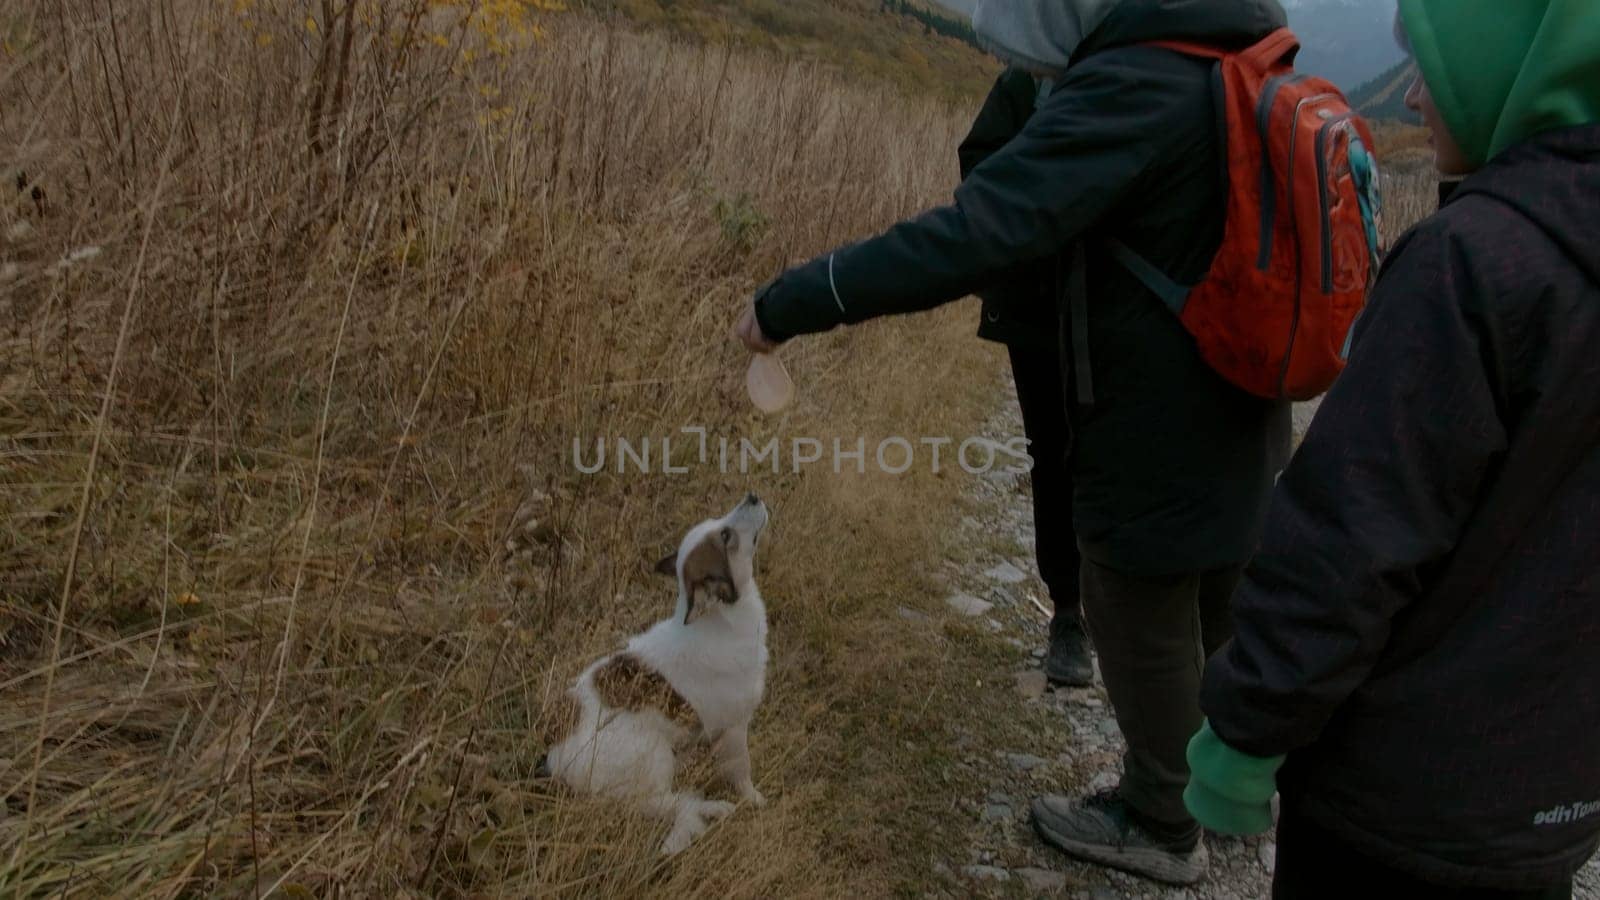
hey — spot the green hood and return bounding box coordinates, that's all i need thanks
[1399,0,1600,168]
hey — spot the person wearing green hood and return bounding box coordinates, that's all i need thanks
[1186,1,1600,897]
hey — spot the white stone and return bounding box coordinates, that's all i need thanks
[985,561,1029,584]
[945,593,994,617]
[1258,840,1277,872]
[963,865,1010,882]
[1006,753,1047,772]
[1015,670,1048,700]
[1016,867,1068,892]
[982,802,1012,821]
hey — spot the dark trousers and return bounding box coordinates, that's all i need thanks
[1274,804,1574,900]
[1081,558,1239,829]
[1007,344,1082,628]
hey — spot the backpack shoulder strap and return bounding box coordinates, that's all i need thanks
[1142,39,1228,61]
[1145,28,1300,70]
[1105,239,1191,316]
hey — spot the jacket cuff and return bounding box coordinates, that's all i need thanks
[752,286,792,345]
[1201,650,1312,759]
[1184,720,1284,835]
[752,255,849,342]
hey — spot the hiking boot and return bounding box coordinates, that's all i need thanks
[1045,614,1094,687]
[1030,790,1208,885]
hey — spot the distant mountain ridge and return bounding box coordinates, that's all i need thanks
[580,0,1410,103]
[1283,0,1407,93]
[1349,58,1421,124]
[880,0,981,50]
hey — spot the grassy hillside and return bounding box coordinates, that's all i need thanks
[1347,58,1437,173]
[1351,58,1421,124]
[573,0,1000,100]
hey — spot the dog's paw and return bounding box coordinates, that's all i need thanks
[697,799,736,821]
[660,828,694,856]
[740,788,767,808]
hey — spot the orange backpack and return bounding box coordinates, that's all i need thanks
[1109,28,1384,401]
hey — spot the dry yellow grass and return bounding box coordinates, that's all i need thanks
[0,3,1441,896]
[1380,167,1440,249]
[0,3,1008,895]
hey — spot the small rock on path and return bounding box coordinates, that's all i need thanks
[947,593,995,617]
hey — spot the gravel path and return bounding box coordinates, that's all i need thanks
[926,387,1598,899]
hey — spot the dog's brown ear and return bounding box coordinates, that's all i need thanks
[652,551,677,577]
[681,533,736,624]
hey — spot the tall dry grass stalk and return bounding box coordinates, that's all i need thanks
[1379,166,1440,247]
[1,3,1001,895]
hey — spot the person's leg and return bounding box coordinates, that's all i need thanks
[1274,800,1575,900]
[1272,798,1388,900]
[1030,558,1210,885]
[1537,879,1577,900]
[1006,343,1092,686]
[1197,565,1242,660]
[1080,559,1209,831]
[1006,343,1081,617]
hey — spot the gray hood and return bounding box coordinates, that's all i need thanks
[933,0,1121,74]
[932,0,1287,74]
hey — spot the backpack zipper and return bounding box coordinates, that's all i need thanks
[1316,114,1356,295]
[1255,73,1308,270]
[1278,93,1342,396]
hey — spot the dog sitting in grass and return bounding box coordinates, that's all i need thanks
[538,494,770,855]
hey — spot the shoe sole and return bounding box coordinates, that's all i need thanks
[1031,811,1207,885]
[1044,670,1094,688]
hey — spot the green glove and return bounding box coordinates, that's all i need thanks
[1183,719,1285,836]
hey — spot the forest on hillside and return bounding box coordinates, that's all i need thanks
[572,0,998,100]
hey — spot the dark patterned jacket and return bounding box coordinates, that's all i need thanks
[1203,125,1600,889]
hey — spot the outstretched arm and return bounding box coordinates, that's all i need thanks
[744,51,1207,345]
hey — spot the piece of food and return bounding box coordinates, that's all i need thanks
[746,353,794,414]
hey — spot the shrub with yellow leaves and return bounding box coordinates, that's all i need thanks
[431,0,566,52]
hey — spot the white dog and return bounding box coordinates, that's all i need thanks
[539,494,770,854]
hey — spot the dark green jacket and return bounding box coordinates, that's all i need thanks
[755,0,1292,576]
